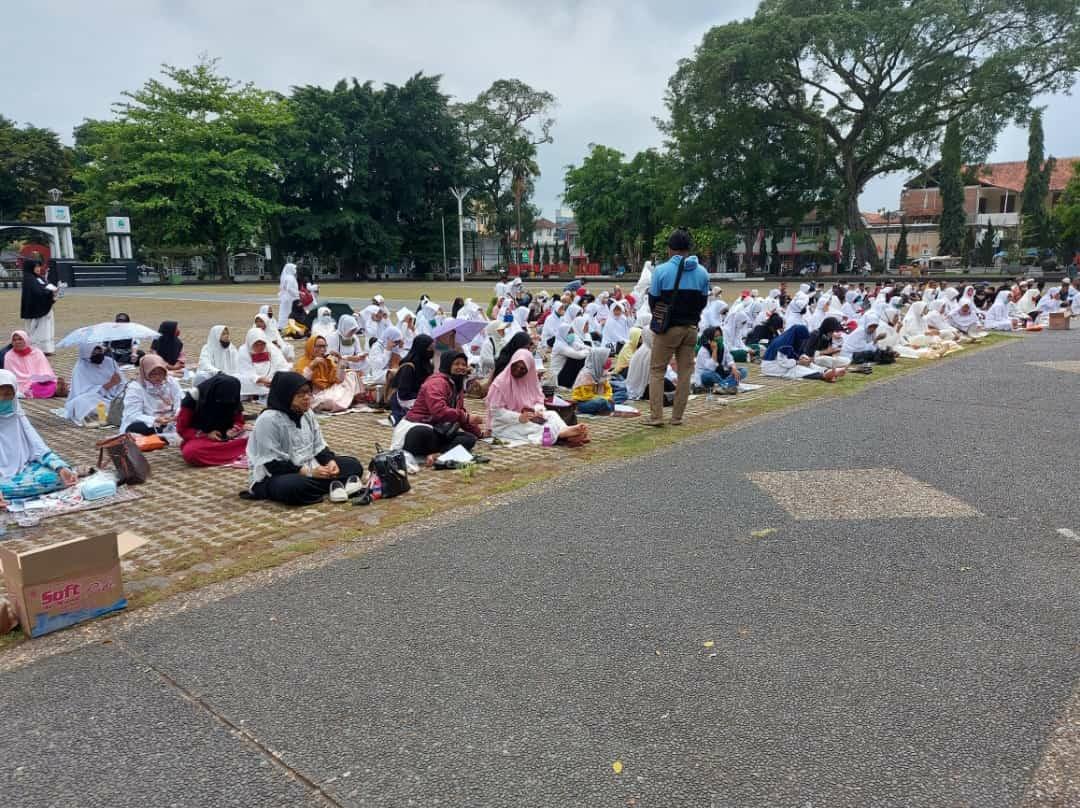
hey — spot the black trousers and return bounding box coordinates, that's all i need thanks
[126,422,164,436]
[403,425,477,458]
[557,356,585,388]
[252,455,365,506]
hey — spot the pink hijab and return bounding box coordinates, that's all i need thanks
[4,330,56,395]
[485,348,543,429]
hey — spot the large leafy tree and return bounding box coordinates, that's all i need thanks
[0,116,72,221]
[1020,109,1056,253]
[455,79,555,263]
[75,58,289,277]
[665,22,833,270]
[1054,163,1080,262]
[673,0,1080,262]
[563,145,674,270]
[277,73,464,276]
[938,121,966,256]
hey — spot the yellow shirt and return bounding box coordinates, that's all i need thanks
[571,380,612,402]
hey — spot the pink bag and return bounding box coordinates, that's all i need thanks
[29,379,57,399]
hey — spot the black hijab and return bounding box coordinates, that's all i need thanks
[491,332,531,380]
[802,316,842,354]
[266,371,310,426]
[395,335,435,398]
[19,260,53,320]
[184,373,242,434]
[439,350,468,393]
[152,321,183,365]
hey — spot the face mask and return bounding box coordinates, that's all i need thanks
[566,334,576,344]
[90,354,105,365]
[429,319,437,328]
[0,400,14,416]
[219,339,231,348]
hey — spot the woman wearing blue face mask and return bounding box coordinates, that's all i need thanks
[0,370,78,506]
[548,322,589,389]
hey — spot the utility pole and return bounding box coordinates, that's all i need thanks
[451,187,469,284]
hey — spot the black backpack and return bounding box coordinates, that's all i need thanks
[369,443,410,499]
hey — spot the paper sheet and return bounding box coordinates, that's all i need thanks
[437,445,474,464]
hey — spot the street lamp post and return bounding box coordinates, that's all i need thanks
[450,187,469,284]
[441,215,448,279]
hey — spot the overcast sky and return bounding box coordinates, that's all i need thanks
[5,0,1078,219]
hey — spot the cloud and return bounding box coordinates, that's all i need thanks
[4,1,1076,220]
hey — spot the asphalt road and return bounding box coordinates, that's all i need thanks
[3,330,1078,807]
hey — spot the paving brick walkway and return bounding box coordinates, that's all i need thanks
[0,290,795,604]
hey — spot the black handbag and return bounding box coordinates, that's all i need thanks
[369,443,410,499]
[649,256,686,334]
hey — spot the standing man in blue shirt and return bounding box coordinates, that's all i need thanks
[647,229,711,426]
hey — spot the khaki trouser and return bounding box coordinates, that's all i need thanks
[649,325,697,423]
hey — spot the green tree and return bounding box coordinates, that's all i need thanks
[276,73,464,277]
[541,243,551,264]
[961,223,976,267]
[0,116,72,220]
[770,234,781,274]
[893,219,909,266]
[75,58,289,278]
[1021,109,1056,254]
[841,233,853,272]
[1054,162,1080,262]
[455,79,555,264]
[560,240,571,263]
[563,145,627,268]
[673,0,1080,264]
[938,121,967,256]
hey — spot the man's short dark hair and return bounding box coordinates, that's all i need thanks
[667,229,692,251]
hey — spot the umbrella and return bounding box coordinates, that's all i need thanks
[431,318,488,344]
[57,321,160,348]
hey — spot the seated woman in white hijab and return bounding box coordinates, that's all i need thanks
[760,325,838,381]
[840,314,894,365]
[984,290,1018,331]
[310,307,336,341]
[326,315,367,371]
[785,295,810,329]
[722,304,753,362]
[64,343,124,425]
[841,290,862,321]
[600,301,631,354]
[1035,287,1062,323]
[548,321,590,388]
[1015,287,1041,324]
[237,327,290,392]
[572,314,594,347]
[396,308,418,349]
[0,370,78,504]
[625,328,677,400]
[699,291,728,331]
[121,354,183,438]
[947,299,988,339]
[508,306,531,338]
[925,299,960,341]
[254,309,295,362]
[196,325,239,383]
[485,349,589,446]
[478,319,509,378]
[541,300,566,347]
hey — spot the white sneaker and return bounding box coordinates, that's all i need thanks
[329,481,348,503]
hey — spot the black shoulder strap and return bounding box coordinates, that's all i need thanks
[671,256,687,293]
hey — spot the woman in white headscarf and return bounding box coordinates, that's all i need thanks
[632,260,654,301]
[478,320,509,378]
[722,305,751,361]
[984,290,1017,332]
[415,301,442,337]
[310,307,336,341]
[508,306,530,338]
[925,299,960,341]
[841,290,861,320]
[1016,287,1041,324]
[1035,288,1062,322]
[277,263,299,329]
[548,321,589,388]
[326,315,367,370]
[541,301,566,347]
[255,308,295,362]
[396,308,417,349]
[600,301,631,351]
[196,325,240,383]
[64,343,124,424]
[700,292,728,331]
[237,327,290,391]
[785,295,809,329]
[0,370,78,503]
[120,354,183,437]
[948,299,987,338]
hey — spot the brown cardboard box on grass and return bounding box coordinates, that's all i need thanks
[1049,311,1071,330]
[0,531,146,638]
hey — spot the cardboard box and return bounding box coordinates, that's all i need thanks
[0,531,146,638]
[1049,311,1071,330]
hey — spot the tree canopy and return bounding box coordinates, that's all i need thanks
[671,0,1080,259]
[75,58,289,276]
[938,121,966,256]
[0,116,71,221]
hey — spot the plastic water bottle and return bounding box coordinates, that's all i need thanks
[96,402,107,424]
[542,424,554,446]
[370,474,383,500]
